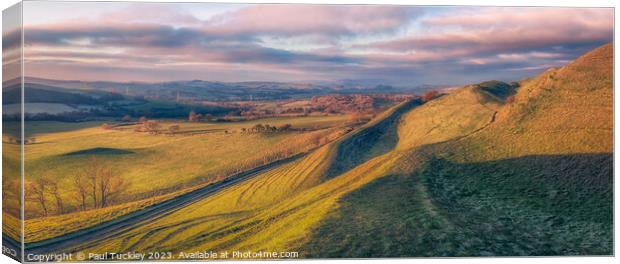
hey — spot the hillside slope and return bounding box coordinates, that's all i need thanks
[476,43,613,158]
[61,99,421,256]
[397,80,516,149]
[301,43,613,256]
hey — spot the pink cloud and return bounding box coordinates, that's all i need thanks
[99,3,202,26]
[365,7,613,56]
[204,5,412,36]
[13,4,613,85]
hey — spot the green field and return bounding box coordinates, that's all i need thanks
[9,114,356,242]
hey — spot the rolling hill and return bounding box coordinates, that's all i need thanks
[14,43,612,258]
[22,77,428,102]
[1,82,232,121]
[301,43,613,256]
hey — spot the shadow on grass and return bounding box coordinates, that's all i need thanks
[63,147,134,156]
[300,153,612,257]
[324,99,422,180]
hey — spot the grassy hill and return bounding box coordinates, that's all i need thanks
[397,81,516,149]
[300,43,613,256]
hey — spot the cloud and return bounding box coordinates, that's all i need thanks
[361,7,612,61]
[24,22,211,48]
[22,4,417,48]
[204,5,415,37]
[16,4,614,85]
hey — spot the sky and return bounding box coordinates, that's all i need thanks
[4,2,614,86]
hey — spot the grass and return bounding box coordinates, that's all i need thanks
[325,99,421,179]
[3,213,21,243]
[396,83,504,150]
[298,43,613,257]
[23,186,200,243]
[63,147,134,156]
[74,150,403,257]
[4,120,103,138]
[421,154,612,255]
[60,101,419,257]
[10,43,613,258]
[24,116,349,198]
[301,171,451,257]
[18,115,352,242]
[2,128,22,240]
[301,152,612,257]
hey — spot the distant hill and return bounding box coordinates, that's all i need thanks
[19,77,426,102]
[3,77,431,120]
[2,82,232,120]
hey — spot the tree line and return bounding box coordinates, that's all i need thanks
[26,157,127,217]
[241,123,292,134]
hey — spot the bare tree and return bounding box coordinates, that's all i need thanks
[88,163,100,208]
[97,163,127,207]
[26,177,49,216]
[83,157,105,208]
[82,157,127,208]
[48,181,64,214]
[98,167,113,208]
[72,173,90,211]
[104,174,127,206]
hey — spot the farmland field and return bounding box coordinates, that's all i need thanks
[9,114,356,242]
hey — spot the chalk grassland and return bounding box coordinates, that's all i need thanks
[301,44,613,256]
[76,44,612,257]
[10,115,352,242]
[396,80,514,149]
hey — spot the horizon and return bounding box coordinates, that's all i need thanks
[2,2,614,86]
[14,75,477,88]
